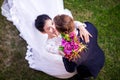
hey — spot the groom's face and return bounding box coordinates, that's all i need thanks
[43,19,59,37]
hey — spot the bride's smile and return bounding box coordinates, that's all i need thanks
[43,19,59,39]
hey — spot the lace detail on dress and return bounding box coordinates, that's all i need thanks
[45,36,61,54]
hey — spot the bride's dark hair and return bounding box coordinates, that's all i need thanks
[35,14,51,32]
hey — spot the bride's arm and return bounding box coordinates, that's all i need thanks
[74,21,92,43]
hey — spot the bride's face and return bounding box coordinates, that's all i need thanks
[43,19,59,38]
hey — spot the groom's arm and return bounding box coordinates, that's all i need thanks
[62,57,77,73]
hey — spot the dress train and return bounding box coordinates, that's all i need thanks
[1,0,76,78]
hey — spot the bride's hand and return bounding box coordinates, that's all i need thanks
[78,25,92,43]
[59,51,65,57]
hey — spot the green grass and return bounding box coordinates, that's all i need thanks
[0,0,120,80]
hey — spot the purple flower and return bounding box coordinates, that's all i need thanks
[61,38,68,47]
[69,32,74,38]
[63,42,72,55]
[73,42,79,51]
[70,41,79,51]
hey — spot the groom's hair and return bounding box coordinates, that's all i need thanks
[35,14,51,32]
[54,14,75,34]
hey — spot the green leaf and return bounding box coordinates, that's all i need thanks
[59,46,64,51]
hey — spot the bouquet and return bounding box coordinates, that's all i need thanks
[59,32,87,61]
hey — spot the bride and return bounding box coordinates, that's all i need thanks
[1,0,94,79]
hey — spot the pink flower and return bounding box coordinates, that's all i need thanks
[70,41,78,50]
[61,38,67,47]
[63,42,72,55]
[69,32,74,38]
[73,42,79,51]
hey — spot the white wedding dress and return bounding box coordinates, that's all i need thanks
[1,0,76,79]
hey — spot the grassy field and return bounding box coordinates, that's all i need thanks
[0,0,120,80]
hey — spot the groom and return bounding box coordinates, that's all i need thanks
[53,14,105,79]
[35,14,105,79]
